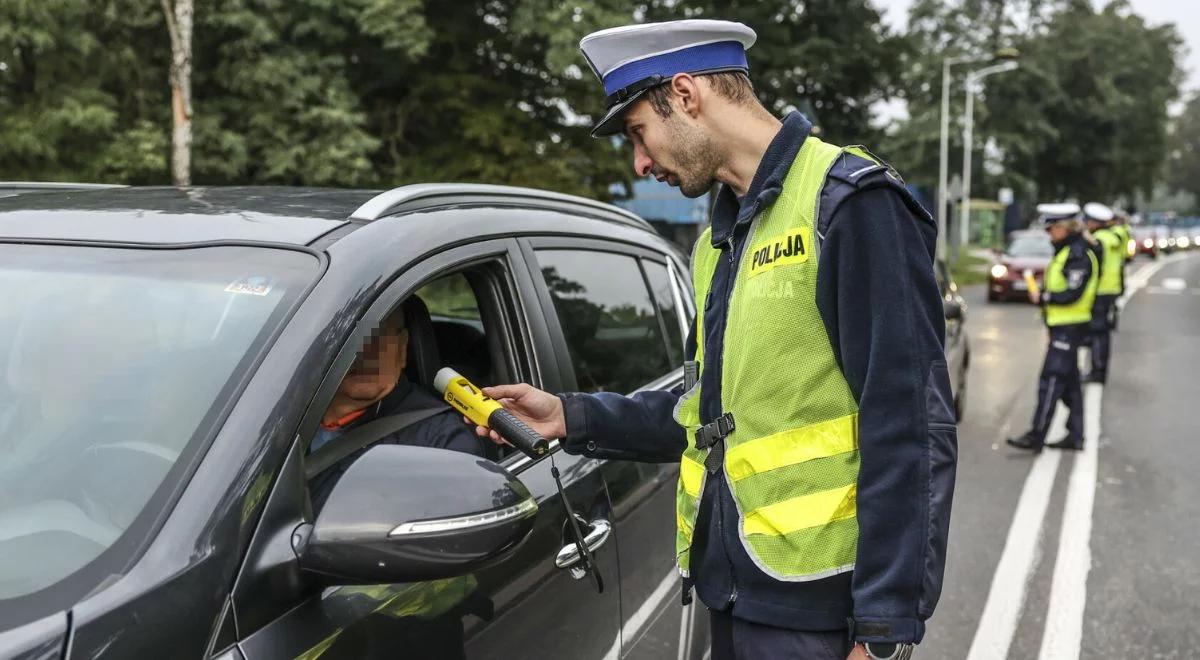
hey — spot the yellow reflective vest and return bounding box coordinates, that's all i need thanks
[1093,228,1124,295]
[1044,241,1099,326]
[673,136,865,581]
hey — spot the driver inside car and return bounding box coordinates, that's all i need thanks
[308,297,487,508]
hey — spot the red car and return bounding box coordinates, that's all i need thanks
[988,231,1054,302]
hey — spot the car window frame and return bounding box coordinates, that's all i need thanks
[295,238,552,463]
[231,237,558,640]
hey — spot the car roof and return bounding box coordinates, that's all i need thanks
[0,183,653,246]
[0,186,371,245]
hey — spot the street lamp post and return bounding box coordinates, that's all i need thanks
[937,55,983,263]
[938,49,1019,263]
[957,60,1019,261]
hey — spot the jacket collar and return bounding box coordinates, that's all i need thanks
[710,112,813,246]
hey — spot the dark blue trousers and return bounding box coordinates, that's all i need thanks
[709,608,851,660]
[1027,324,1086,444]
[1088,295,1117,382]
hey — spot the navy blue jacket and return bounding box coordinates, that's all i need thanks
[310,375,489,508]
[559,113,957,644]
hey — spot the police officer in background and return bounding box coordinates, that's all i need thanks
[1111,210,1134,264]
[1008,204,1100,452]
[472,19,955,660]
[1083,203,1122,383]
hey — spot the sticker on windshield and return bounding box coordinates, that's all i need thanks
[225,276,273,296]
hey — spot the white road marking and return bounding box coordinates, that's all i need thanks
[1161,277,1187,291]
[1144,286,1180,294]
[965,254,1186,660]
[1121,254,1186,303]
[677,597,694,660]
[965,407,1065,660]
[1037,384,1102,660]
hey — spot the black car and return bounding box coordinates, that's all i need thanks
[934,261,971,421]
[0,184,708,659]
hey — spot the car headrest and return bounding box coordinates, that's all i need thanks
[402,295,441,389]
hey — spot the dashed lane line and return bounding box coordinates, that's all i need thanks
[1036,384,1101,660]
[964,408,1065,660]
[965,253,1182,660]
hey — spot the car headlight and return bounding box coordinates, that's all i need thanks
[1158,238,1169,248]
[1180,237,1191,249]
[990,264,1009,279]
[1144,238,1154,248]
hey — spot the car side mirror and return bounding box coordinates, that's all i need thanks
[943,299,964,321]
[294,444,536,585]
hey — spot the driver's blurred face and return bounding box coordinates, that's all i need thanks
[333,313,409,411]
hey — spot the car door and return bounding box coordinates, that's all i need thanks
[233,238,622,660]
[522,237,709,659]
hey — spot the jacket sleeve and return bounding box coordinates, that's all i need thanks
[1042,242,1095,305]
[817,176,957,645]
[558,387,687,463]
[557,326,693,463]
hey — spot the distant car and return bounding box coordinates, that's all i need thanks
[1134,226,1160,258]
[1170,226,1193,251]
[988,230,1055,302]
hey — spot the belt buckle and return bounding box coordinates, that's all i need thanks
[694,412,735,450]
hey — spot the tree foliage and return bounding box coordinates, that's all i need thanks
[882,0,1182,206]
[0,0,1183,206]
[1167,92,1200,211]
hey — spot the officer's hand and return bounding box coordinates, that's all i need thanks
[463,383,566,446]
[847,644,870,660]
[1027,290,1040,304]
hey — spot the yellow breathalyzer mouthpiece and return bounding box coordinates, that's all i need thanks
[1023,270,1040,298]
[434,367,549,459]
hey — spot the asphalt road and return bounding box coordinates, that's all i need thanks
[918,251,1200,660]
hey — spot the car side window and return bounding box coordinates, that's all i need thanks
[415,273,491,384]
[934,261,949,298]
[641,260,684,366]
[305,259,527,505]
[536,249,673,393]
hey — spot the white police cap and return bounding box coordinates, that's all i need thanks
[1083,202,1114,222]
[1037,202,1081,225]
[579,19,757,137]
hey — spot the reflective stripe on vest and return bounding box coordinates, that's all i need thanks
[672,136,863,582]
[1093,228,1124,295]
[1045,243,1099,326]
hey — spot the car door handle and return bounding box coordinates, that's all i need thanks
[555,518,612,570]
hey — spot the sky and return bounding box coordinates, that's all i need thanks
[875,0,1200,96]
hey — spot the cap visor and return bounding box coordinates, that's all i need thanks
[590,88,649,138]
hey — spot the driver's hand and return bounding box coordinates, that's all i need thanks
[462,383,566,446]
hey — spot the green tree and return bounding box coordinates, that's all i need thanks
[1167,92,1200,212]
[883,0,1182,206]
[0,0,170,183]
[638,0,905,145]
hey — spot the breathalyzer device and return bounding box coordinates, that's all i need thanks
[434,367,550,459]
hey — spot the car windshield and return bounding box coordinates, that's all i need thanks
[1006,235,1055,258]
[0,243,317,602]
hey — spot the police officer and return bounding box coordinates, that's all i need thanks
[473,20,955,660]
[1007,204,1099,452]
[1111,211,1134,264]
[1083,202,1122,383]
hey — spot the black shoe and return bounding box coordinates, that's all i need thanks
[1046,437,1084,451]
[1006,435,1044,452]
[1084,372,1106,384]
